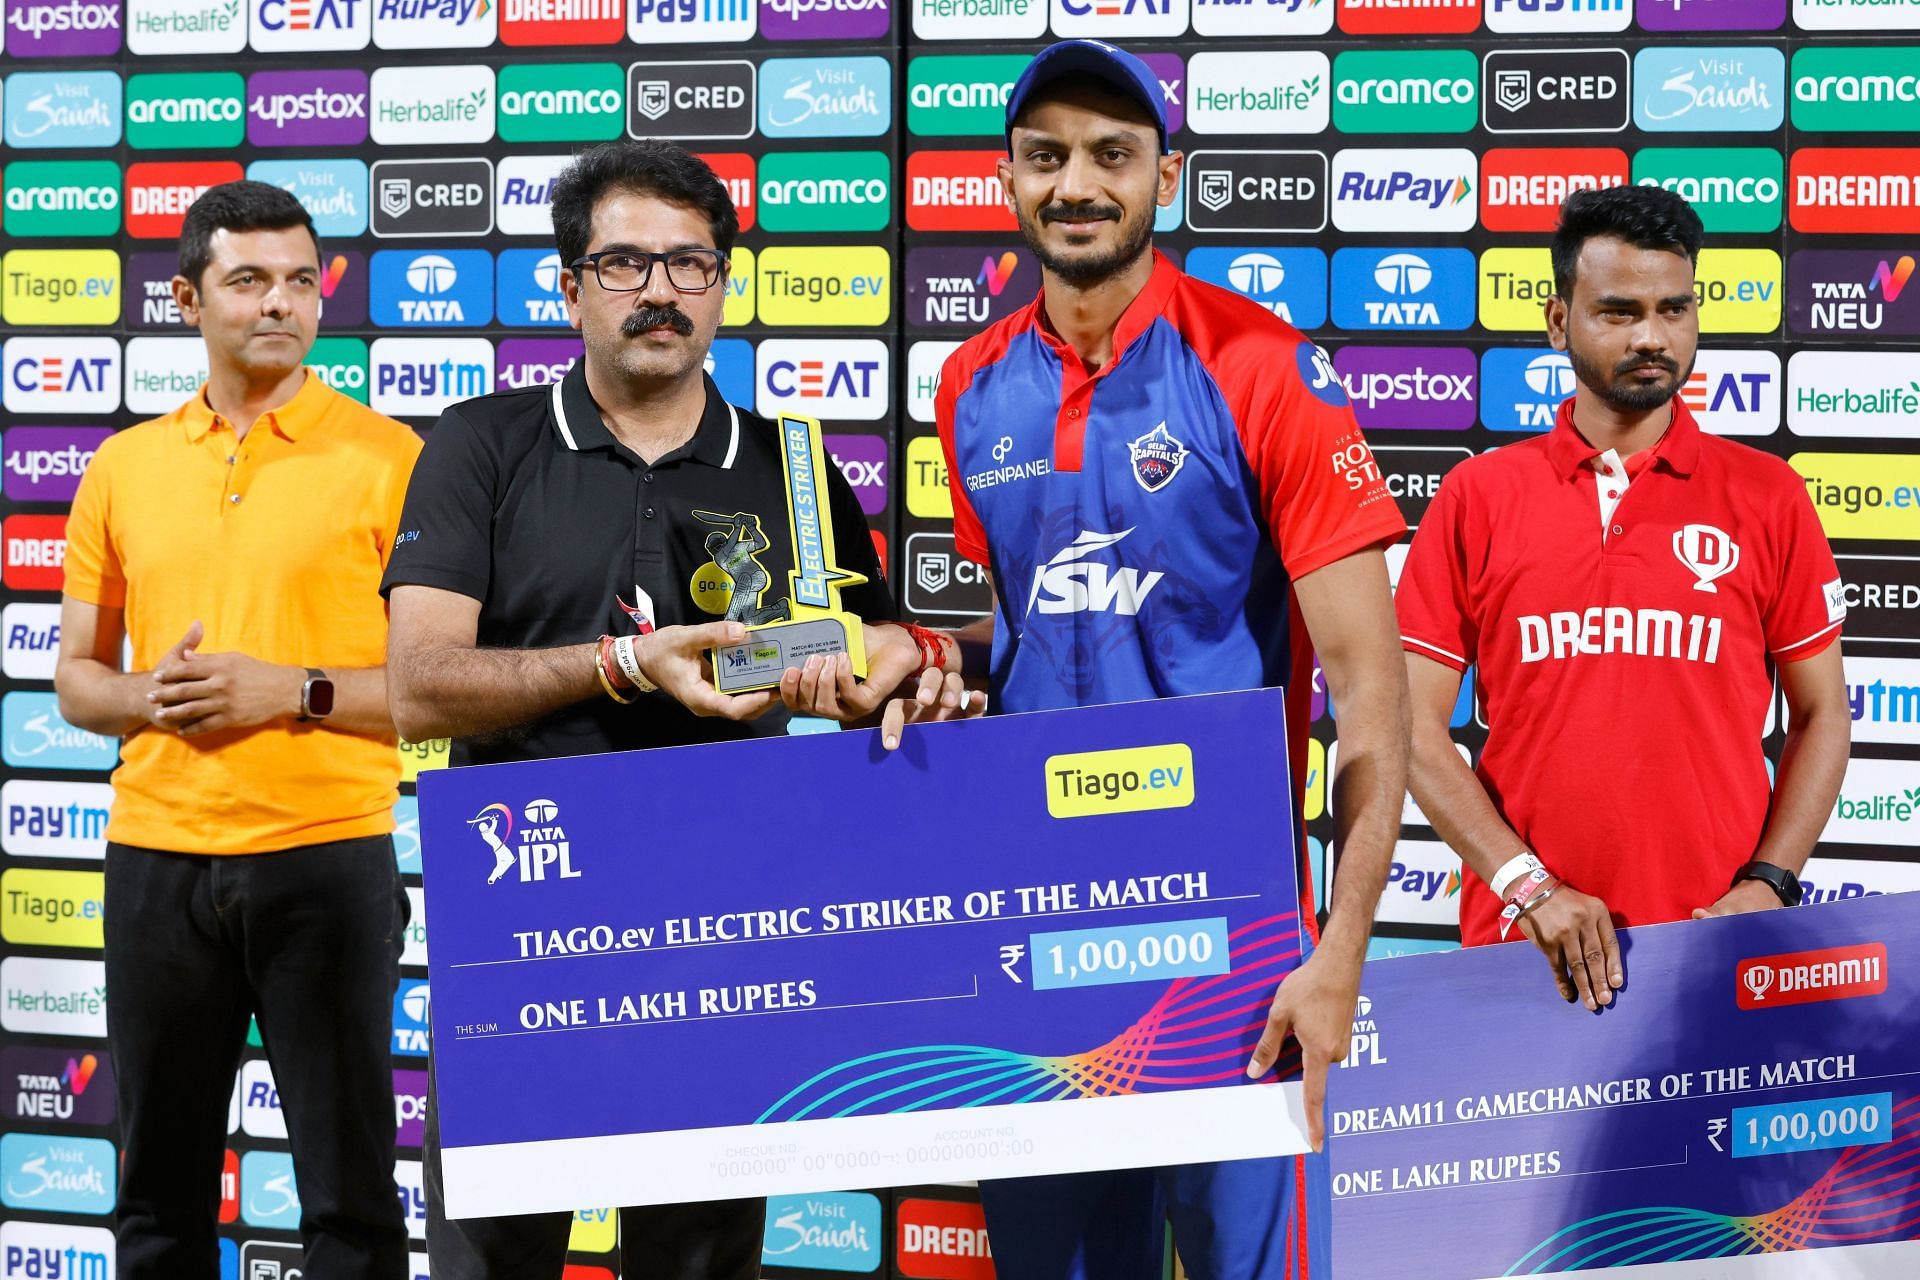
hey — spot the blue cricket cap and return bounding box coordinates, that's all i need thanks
[1003,39,1170,156]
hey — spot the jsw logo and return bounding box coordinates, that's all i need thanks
[1025,529,1164,618]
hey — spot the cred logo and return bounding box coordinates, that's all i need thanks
[1738,942,1886,1009]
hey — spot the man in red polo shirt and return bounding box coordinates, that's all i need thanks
[1396,186,1852,1011]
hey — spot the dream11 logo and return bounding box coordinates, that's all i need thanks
[468,798,578,884]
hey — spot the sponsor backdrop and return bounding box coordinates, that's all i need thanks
[0,0,1916,1272]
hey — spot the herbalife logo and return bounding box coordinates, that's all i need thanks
[378,87,487,126]
[467,798,579,884]
[1836,783,1920,824]
[130,0,242,40]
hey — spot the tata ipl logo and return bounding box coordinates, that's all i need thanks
[469,798,578,884]
[1672,523,1739,592]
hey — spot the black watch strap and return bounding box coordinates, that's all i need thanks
[1732,859,1803,907]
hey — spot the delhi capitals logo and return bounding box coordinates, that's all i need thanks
[1128,422,1188,493]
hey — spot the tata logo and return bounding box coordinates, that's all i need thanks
[1332,148,1477,233]
[495,249,570,327]
[1183,247,1327,328]
[251,0,369,47]
[1633,46,1784,132]
[468,798,579,885]
[2,779,114,859]
[1051,0,1188,38]
[1486,0,1627,32]
[0,1220,114,1280]
[3,427,112,503]
[1026,528,1164,618]
[1481,347,1575,432]
[393,979,431,1056]
[759,55,889,138]
[371,249,494,328]
[3,71,124,150]
[756,339,888,420]
[628,0,756,42]
[705,337,754,408]
[0,1134,114,1215]
[370,337,495,417]
[3,339,121,415]
[248,159,369,239]
[1331,248,1476,331]
[373,0,499,46]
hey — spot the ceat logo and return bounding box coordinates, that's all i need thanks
[1790,148,1920,236]
[4,516,68,592]
[1738,942,1886,1009]
[694,153,756,231]
[469,798,578,884]
[1479,147,1629,232]
[905,151,1014,232]
[896,1198,993,1280]
[4,339,122,415]
[1339,0,1479,34]
[252,0,371,47]
[1677,349,1779,437]
[126,161,244,238]
[755,338,889,420]
[500,0,622,45]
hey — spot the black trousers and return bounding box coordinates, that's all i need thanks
[423,1056,765,1279]
[104,835,411,1279]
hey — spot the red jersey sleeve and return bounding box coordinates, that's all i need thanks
[1764,470,1845,661]
[1234,337,1405,581]
[62,433,126,609]
[1395,471,1477,673]
[935,346,990,567]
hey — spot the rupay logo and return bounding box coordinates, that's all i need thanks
[2,601,66,679]
[1332,149,1478,233]
[374,0,497,45]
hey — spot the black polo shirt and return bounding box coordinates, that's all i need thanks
[381,363,893,766]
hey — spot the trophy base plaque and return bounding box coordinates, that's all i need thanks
[712,616,865,694]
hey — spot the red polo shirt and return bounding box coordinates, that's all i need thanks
[1396,397,1845,947]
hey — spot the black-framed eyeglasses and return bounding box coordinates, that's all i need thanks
[569,248,727,293]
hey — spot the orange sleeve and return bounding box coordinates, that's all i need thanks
[61,434,125,608]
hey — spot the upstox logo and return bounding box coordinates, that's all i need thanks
[756,245,890,326]
[1792,47,1920,133]
[127,71,245,149]
[906,54,1023,135]
[1332,49,1478,133]
[2,162,122,238]
[1,251,121,327]
[1634,147,1783,234]
[0,869,105,949]
[1045,743,1194,819]
[1792,452,1920,541]
[497,63,624,142]
[757,152,890,233]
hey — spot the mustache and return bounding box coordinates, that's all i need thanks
[1040,203,1123,225]
[621,305,695,337]
[1616,354,1678,375]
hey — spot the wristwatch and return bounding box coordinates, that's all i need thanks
[1732,859,1803,907]
[298,668,335,722]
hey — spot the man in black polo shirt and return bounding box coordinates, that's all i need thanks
[383,140,920,1278]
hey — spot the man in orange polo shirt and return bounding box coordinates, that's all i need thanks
[55,182,420,1279]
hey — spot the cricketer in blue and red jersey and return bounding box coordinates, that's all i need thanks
[882,37,1413,1280]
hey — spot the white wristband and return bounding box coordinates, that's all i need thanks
[611,634,657,695]
[1490,851,1546,901]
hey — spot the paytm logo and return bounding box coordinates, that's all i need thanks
[3,338,121,415]
[1486,0,1628,32]
[395,1160,427,1240]
[370,338,494,418]
[393,979,431,1056]
[628,0,757,43]
[1480,347,1575,431]
[495,249,571,327]
[1185,247,1327,328]
[0,1221,114,1280]
[3,780,114,860]
[240,1151,301,1229]
[1330,248,1476,331]
[1843,656,1920,745]
[3,426,112,503]
[756,338,888,420]
[3,693,117,772]
[0,1133,114,1215]
[247,159,369,239]
[371,249,494,328]
[4,71,124,149]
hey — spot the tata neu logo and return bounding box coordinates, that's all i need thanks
[906,151,1014,232]
[126,161,243,238]
[1738,942,1886,1009]
[1790,150,1920,236]
[1480,147,1629,232]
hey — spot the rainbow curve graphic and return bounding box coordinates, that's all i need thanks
[756,913,1304,1124]
[1505,1094,1920,1274]
[468,802,514,841]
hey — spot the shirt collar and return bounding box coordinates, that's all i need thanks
[1546,393,1701,481]
[182,369,327,443]
[1032,247,1181,373]
[552,361,740,469]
